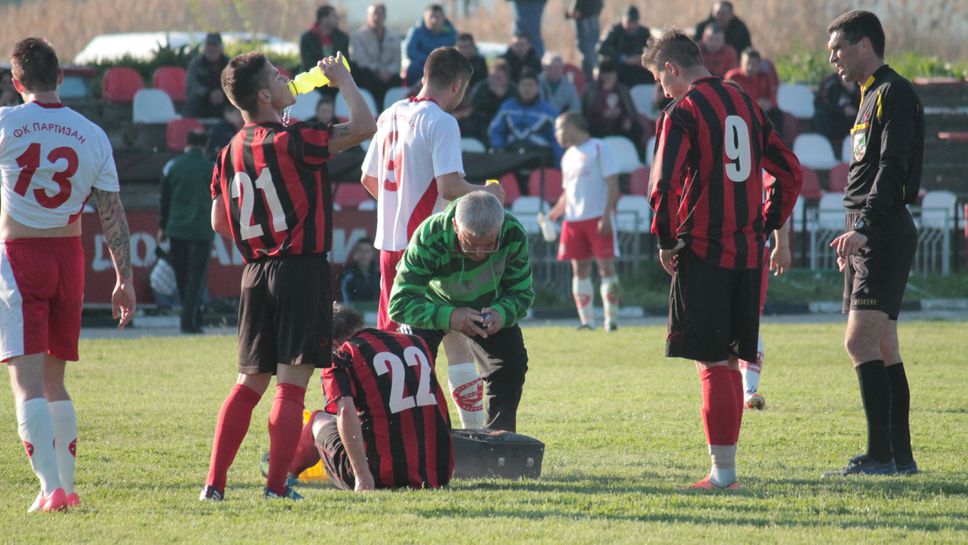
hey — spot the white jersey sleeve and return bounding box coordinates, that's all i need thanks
[597,140,620,179]
[428,114,464,179]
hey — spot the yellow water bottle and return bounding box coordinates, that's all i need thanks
[486,179,501,186]
[288,54,351,96]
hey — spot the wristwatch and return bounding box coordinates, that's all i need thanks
[852,217,872,236]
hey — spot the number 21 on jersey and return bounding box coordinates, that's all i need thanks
[373,346,437,414]
[724,115,752,183]
[231,168,288,240]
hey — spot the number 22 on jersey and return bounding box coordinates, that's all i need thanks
[373,346,437,414]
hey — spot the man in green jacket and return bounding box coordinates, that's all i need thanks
[389,191,534,431]
[159,129,215,334]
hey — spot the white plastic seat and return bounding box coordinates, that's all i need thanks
[509,196,544,235]
[288,92,318,121]
[778,83,816,119]
[132,89,178,123]
[793,133,839,170]
[645,135,657,166]
[382,86,410,109]
[841,137,853,163]
[817,192,845,230]
[460,137,487,152]
[615,195,652,233]
[602,135,642,174]
[629,84,657,119]
[336,88,378,118]
[921,190,957,230]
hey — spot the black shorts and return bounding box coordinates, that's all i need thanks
[842,208,917,320]
[237,254,332,374]
[666,248,762,363]
[317,417,355,491]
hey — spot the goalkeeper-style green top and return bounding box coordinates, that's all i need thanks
[388,198,534,331]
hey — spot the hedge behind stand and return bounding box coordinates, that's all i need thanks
[452,430,545,479]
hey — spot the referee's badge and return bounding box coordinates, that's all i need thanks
[852,130,867,162]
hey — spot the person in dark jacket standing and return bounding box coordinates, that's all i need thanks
[598,6,654,87]
[159,129,215,334]
[185,33,229,119]
[566,0,603,81]
[694,1,752,57]
[300,6,351,72]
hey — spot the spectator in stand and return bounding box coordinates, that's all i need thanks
[456,33,488,90]
[698,24,738,77]
[0,71,21,106]
[489,69,563,166]
[539,52,581,114]
[300,6,351,72]
[500,32,543,84]
[464,60,516,145]
[814,72,861,152]
[350,3,403,109]
[403,4,458,86]
[159,129,215,334]
[208,104,243,156]
[507,0,547,58]
[338,238,380,303]
[725,48,784,139]
[185,33,229,119]
[598,6,654,87]
[582,59,644,156]
[312,96,337,124]
[694,1,752,56]
[566,0,604,82]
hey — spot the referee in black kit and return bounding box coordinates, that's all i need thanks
[825,10,924,477]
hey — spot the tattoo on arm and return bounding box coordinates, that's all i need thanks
[332,123,351,137]
[93,188,133,279]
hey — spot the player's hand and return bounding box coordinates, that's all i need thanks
[597,216,613,236]
[770,245,791,276]
[354,471,375,492]
[479,307,504,336]
[837,255,848,272]
[482,182,506,204]
[113,277,136,329]
[450,307,489,338]
[156,229,167,242]
[319,51,352,88]
[829,230,867,262]
[659,240,686,276]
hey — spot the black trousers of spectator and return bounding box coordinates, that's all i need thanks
[411,324,529,432]
[170,238,211,333]
[353,67,403,110]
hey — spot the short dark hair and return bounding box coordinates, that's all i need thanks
[827,10,885,58]
[518,68,539,84]
[557,111,588,133]
[221,52,270,115]
[11,37,59,92]
[490,58,510,77]
[457,32,475,43]
[424,47,472,89]
[332,302,364,345]
[426,4,444,14]
[741,47,760,60]
[641,28,703,71]
[316,5,335,22]
[186,128,208,148]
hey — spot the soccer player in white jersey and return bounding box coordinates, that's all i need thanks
[548,112,621,331]
[361,47,504,429]
[0,38,135,512]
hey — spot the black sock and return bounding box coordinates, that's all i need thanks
[886,362,913,465]
[856,360,893,463]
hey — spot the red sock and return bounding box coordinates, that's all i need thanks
[730,369,744,443]
[287,410,323,477]
[206,384,262,492]
[700,366,739,446]
[266,383,306,495]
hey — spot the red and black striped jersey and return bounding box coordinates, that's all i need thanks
[211,121,333,262]
[649,77,802,269]
[322,328,454,489]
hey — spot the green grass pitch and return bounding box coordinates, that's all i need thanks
[0,321,965,544]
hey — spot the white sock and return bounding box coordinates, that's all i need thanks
[739,335,764,396]
[49,400,77,494]
[600,276,619,327]
[16,398,62,495]
[573,276,595,327]
[447,362,484,429]
[709,444,737,487]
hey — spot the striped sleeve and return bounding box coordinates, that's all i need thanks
[323,347,358,415]
[491,218,534,327]
[388,223,454,330]
[649,110,692,249]
[290,122,332,170]
[761,120,802,232]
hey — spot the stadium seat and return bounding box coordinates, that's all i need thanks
[166,117,204,152]
[498,172,520,206]
[336,88,378,119]
[781,111,801,145]
[793,133,839,170]
[563,63,585,95]
[828,163,849,193]
[461,137,487,152]
[334,183,375,208]
[841,137,853,162]
[777,83,816,119]
[629,84,658,119]
[152,66,187,102]
[528,168,563,203]
[602,135,642,174]
[615,195,652,233]
[60,76,89,99]
[132,89,178,123]
[817,192,845,230]
[921,190,957,230]
[789,195,812,233]
[288,92,318,121]
[627,166,650,195]
[102,66,144,103]
[509,196,545,234]
[645,135,657,166]
[799,166,823,200]
[358,200,376,211]
[383,86,410,109]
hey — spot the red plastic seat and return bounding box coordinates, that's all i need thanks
[152,66,187,102]
[799,166,823,200]
[528,168,563,203]
[102,67,144,103]
[563,63,586,95]
[165,118,204,152]
[828,162,849,193]
[333,183,375,208]
[498,172,520,206]
[627,166,650,195]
